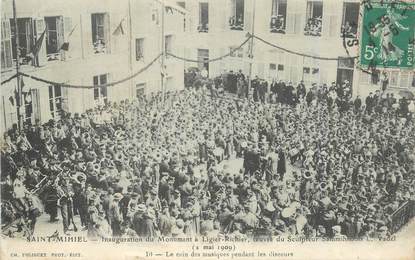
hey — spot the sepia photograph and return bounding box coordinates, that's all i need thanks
[0,0,414,259]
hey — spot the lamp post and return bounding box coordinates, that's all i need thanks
[161,0,166,106]
[247,0,256,98]
[12,0,22,131]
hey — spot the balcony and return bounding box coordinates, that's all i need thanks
[341,22,357,38]
[270,15,285,34]
[229,16,244,31]
[93,40,107,54]
[197,23,209,33]
[304,17,322,37]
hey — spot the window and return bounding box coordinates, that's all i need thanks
[135,38,144,61]
[229,0,244,30]
[303,67,320,84]
[270,0,287,33]
[23,91,33,125]
[165,35,173,57]
[389,71,399,87]
[197,49,209,73]
[5,96,18,130]
[45,16,64,60]
[91,13,109,54]
[198,3,209,32]
[359,71,370,85]
[177,2,185,9]
[304,1,323,36]
[338,57,355,69]
[1,20,13,69]
[136,83,146,98]
[229,46,243,58]
[48,85,63,119]
[341,3,359,38]
[303,58,319,84]
[93,74,108,104]
[10,18,33,64]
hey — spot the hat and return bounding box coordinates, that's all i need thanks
[378,226,388,232]
[281,206,296,218]
[332,225,341,233]
[113,193,123,200]
[136,204,147,213]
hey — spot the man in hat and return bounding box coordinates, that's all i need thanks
[108,193,123,236]
[332,225,347,239]
[57,177,77,235]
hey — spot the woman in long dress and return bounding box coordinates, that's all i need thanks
[371,8,409,65]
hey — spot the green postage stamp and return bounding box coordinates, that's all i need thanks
[360,1,415,69]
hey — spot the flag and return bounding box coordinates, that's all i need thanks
[165,6,174,14]
[60,42,69,51]
[20,78,27,93]
[9,96,14,106]
[60,25,77,51]
[32,28,46,58]
[113,20,125,36]
[161,65,167,77]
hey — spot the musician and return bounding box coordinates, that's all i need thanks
[57,177,76,235]
[13,170,29,213]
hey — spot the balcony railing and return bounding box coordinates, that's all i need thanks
[93,40,107,54]
[341,23,358,38]
[304,17,322,37]
[47,53,61,62]
[229,16,244,31]
[270,15,286,34]
[197,23,209,33]
[389,200,415,234]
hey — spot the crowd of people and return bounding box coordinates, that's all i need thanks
[1,74,415,241]
[270,15,286,34]
[304,17,322,36]
[229,15,244,30]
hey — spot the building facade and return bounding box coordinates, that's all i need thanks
[0,0,186,133]
[181,0,414,96]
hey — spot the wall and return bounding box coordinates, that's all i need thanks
[0,0,185,133]
[182,0,414,96]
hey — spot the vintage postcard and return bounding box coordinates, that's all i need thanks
[0,0,414,259]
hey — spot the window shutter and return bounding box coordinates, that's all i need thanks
[30,88,41,124]
[245,10,252,32]
[286,13,295,34]
[57,17,64,57]
[400,72,409,88]
[319,67,327,85]
[64,17,72,39]
[61,86,69,112]
[188,0,198,33]
[1,19,13,68]
[33,18,47,66]
[105,14,111,54]
[329,15,338,37]
[38,86,52,124]
[294,14,302,34]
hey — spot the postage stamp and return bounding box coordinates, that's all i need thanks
[359,0,415,69]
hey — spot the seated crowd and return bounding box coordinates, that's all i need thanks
[1,75,415,240]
